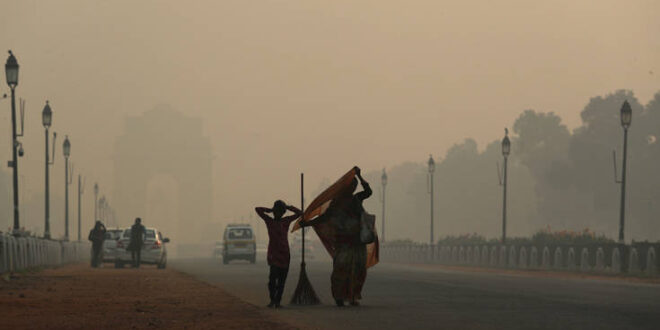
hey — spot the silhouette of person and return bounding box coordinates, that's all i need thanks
[127,217,147,268]
[255,200,302,308]
[88,221,107,268]
[302,166,372,307]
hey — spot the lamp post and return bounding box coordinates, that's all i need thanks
[381,168,388,242]
[94,183,99,221]
[427,155,435,245]
[42,101,56,239]
[63,136,71,240]
[5,50,20,233]
[618,100,632,243]
[500,128,511,244]
[99,196,106,222]
[78,175,84,241]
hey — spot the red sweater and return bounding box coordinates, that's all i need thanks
[255,206,302,268]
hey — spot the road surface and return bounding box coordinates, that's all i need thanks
[172,257,660,330]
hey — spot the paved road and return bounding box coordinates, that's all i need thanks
[171,257,660,330]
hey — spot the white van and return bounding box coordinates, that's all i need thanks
[221,224,256,264]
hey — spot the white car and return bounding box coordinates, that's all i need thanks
[115,227,170,269]
[102,228,126,263]
[221,224,256,264]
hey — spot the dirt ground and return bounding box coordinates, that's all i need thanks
[0,264,297,330]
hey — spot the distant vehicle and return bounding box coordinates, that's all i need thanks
[115,227,170,269]
[102,228,125,263]
[221,224,256,264]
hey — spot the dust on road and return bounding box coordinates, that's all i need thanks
[0,264,297,330]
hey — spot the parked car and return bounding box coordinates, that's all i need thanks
[221,224,256,264]
[102,228,126,263]
[115,227,170,269]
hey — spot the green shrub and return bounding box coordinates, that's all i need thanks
[433,227,615,246]
[436,233,489,245]
[530,226,614,245]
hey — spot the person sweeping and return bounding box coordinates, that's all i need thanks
[255,200,302,308]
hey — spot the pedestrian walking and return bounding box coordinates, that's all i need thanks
[88,221,107,268]
[255,200,302,308]
[127,217,147,268]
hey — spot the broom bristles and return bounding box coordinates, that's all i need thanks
[290,262,320,305]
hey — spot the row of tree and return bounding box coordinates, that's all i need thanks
[361,90,660,243]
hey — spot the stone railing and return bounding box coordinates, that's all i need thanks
[0,233,90,273]
[380,242,659,275]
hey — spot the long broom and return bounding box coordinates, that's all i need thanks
[290,173,320,305]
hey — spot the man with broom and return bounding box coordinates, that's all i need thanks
[255,200,302,308]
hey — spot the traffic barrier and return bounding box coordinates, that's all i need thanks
[0,233,90,273]
[379,242,660,275]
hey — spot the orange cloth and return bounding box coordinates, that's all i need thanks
[292,168,379,268]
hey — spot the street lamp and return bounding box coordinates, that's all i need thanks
[99,196,106,222]
[63,136,72,240]
[427,155,435,245]
[94,183,99,221]
[500,128,511,244]
[5,50,21,233]
[618,100,632,242]
[5,51,18,87]
[381,168,388,242]
[42,101,56,239]
[77,175,85,241]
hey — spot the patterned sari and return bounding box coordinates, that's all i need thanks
[329,210,367,301]
[292,168,378,302]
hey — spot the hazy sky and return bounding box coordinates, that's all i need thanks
[1,0,658,233]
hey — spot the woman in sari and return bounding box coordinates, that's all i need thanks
[302,166,372,307]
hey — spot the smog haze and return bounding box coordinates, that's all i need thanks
[1,0,659,243]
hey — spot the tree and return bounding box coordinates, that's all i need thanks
[512,110,582,229]
[569,90,648,237]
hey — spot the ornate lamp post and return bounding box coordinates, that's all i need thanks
[427,155,435,245]
[94,183,99,221]
[63,136,72,240]
[42,101,56,239]
[5,50,21,233]
[99,195,106,222]
[618,100,632,243]
[381,168,388,242]
[500,129,511,244]
[78,175,85,241]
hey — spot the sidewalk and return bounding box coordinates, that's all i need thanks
[0,264,297,329]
